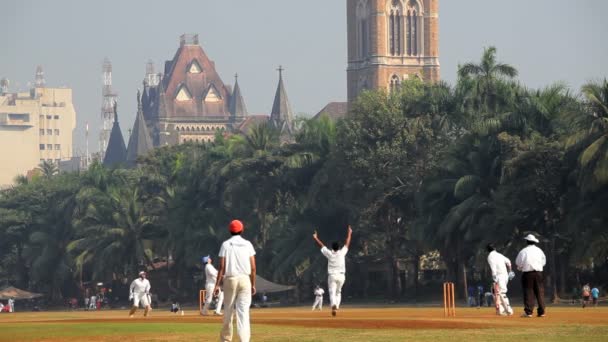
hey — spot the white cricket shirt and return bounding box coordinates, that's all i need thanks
[205,263,219,286]
[515,245,546,272]
[314,288,325,297]
[321,246,348,275]
[487,250,511,276]
[130,278,151,294]
[219,235,256,277]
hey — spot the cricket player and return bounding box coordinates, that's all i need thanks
[213,219,256,342]
[202,255,224,316]
[128,271,152,318]
[312,285,325,311]
[516,234,546,317]
[312,225,352,317]
[486,244,515,316]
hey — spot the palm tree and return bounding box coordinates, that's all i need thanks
[567,79,608,192]
[69,186,164,280]
[38,160,59,179]
[458,46,518,111]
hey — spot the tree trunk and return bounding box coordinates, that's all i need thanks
[413,254,421,302]
[550,235,560,303]
[462,262,468,304]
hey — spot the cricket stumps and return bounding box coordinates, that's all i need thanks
[443,282,456,317]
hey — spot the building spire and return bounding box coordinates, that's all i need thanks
[270,65,294,135]
[229,72,248,117]
[126,90,153,167]
[103,100,127,167]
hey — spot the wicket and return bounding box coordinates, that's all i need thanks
[443,282,456,317]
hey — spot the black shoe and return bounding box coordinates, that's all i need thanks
[331,305,337,317]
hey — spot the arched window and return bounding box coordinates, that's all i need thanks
[390,75,401,93]
[406,1,422,56]
[356,0,370,59]
[389,1,403,56]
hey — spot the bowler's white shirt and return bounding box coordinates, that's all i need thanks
[516,245,546,272]
[130,278,151,294]
[321,246,348,275]
[219,235,256,277]
[205,263,219,286]
[487,251,511,276]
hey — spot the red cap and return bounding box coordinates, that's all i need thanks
[229,220,244,233]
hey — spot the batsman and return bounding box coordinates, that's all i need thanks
[486,244,514,315]
[128,271,152,317]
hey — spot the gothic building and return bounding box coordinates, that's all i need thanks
[347,0,440,102]
[141,34,248,146]
[140,34,294,146]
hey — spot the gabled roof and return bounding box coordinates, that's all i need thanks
[126,91,154,167]
[270,67,294,135]
[229,75,247,117]
[103,103,127,167]
[313,102,348,121]
[160,37,230,117]
[202,83,223,101]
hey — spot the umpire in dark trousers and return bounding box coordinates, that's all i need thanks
[515,234,547,317]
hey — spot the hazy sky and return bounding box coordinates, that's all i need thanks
[2,1,607,154]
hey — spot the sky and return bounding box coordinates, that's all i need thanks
[2,0,608,154]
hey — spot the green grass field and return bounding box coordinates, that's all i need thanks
[1,306,607,341]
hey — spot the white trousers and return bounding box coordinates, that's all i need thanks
[203,284,224,315]
[220,275,252,342]
[328,273,345,309]
[494,275,513,315]
[133,292,150,308]
[312,296,323,310]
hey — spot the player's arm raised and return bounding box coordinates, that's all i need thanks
[213,257,225,297]
[344,225,353,249]
[312,230,325,248]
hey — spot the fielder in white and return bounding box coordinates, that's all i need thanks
[486,244,515,316]
[214,219,256,342]
[128,271,152,317]
[313,225,352,317]
[202,255,224,316]
[312,285,325,311]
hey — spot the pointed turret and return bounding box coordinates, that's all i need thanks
[269,66,294,135]
[126,91,154,167]
[229,73,248,118]
[103,102,127,167]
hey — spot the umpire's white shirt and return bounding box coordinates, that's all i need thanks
[130,278,150,294]
[205,263,219,287]
[487,251,511,277]
[321,246,348,275]
[516,245,546,272]
[219,235,256,277]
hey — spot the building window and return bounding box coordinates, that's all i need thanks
[54,129,60,135]
[47,129,52,135]
[54,115,59,119]
[39,115,44,121]
[39,144,45,150]
[47,144,52,150]
[406,3,421,57]
[40,129,44,135]
[54,144,60,150]
[389,1,403,56]
[356,0,370,59]
[46,115,52,120]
